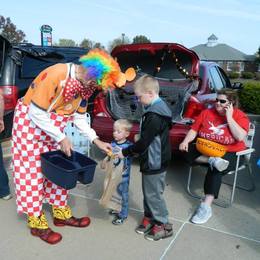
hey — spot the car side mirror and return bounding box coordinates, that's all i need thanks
[232,82,243,89]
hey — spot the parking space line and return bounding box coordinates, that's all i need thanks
[70,191,260,247]
[185,222,260,244]
[158,212,195,259]
[159,221,186,260]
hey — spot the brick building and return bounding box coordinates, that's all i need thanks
[191,34,258,73]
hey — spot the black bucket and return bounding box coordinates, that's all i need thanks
[41,150,97,190]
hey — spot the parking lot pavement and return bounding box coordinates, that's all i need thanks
[0,143,260,260]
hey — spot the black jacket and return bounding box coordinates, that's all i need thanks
[122,98,172,174]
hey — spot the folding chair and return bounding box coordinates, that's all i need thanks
[186,122,256,208]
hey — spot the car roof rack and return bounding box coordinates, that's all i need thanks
[11,43,88,58]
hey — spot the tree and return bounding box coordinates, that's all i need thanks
[0,15,26,43]
[93,42,105,49]
[79,38,105,49]
[57,38,77,47]
[80,38,94,49]
[132,35,151,44]
[107,34,130,53]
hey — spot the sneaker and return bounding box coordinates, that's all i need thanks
[191,202,212,224]
[135,217,153,235]
[208,157,229,172]
[145,223,173,241]
[112,215,126,225]
[109,209,118,216]
[0,194,12,200]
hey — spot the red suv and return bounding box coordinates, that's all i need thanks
[91,43,233,150]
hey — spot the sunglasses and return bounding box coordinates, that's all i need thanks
[215,98,229,104]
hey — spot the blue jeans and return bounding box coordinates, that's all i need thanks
[117,180,129,219]
[0,144,10,197]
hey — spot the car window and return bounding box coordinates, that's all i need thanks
[20,50,85,79]
[198,65,204,80]
[209,66,225,90]
[0,40,5,78]
[21,55,57,78]
[217,66,232,88]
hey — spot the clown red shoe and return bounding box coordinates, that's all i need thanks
[28,212,62,245]
[52,206,91,228]
[31,228,62,244]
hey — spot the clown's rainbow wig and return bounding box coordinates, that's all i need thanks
[79,49,122,89]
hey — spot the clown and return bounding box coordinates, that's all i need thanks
[11,49,135,244]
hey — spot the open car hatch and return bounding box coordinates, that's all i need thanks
[108,43,200,123]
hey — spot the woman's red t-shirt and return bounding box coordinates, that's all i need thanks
[191,108,249,152]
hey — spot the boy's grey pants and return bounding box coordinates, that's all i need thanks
[142,171,169,224]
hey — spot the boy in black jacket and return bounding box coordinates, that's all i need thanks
[117,75,173,241]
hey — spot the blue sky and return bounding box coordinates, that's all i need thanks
[1,0,260,54]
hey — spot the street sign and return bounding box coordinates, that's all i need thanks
[40,25,52,46]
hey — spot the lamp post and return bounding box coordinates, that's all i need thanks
[121,33,125,44]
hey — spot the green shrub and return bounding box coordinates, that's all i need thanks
[238,82,260,114]
[228,72,240,79]
[255,72,260,81]
[241,71,254,79]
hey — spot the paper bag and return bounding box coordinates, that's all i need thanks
[99,158,124,211]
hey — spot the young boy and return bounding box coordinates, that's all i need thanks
[101,119,133,225]
[117,75,173,241]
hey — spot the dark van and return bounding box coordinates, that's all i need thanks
[0,35,87,141]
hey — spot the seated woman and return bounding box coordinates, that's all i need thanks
[179,89,249,224]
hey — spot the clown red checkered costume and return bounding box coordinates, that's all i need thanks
[12,100,71,216]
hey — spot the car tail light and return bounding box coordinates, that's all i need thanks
[1,85,18,111]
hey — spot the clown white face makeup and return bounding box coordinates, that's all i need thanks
[76,65,98,89]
